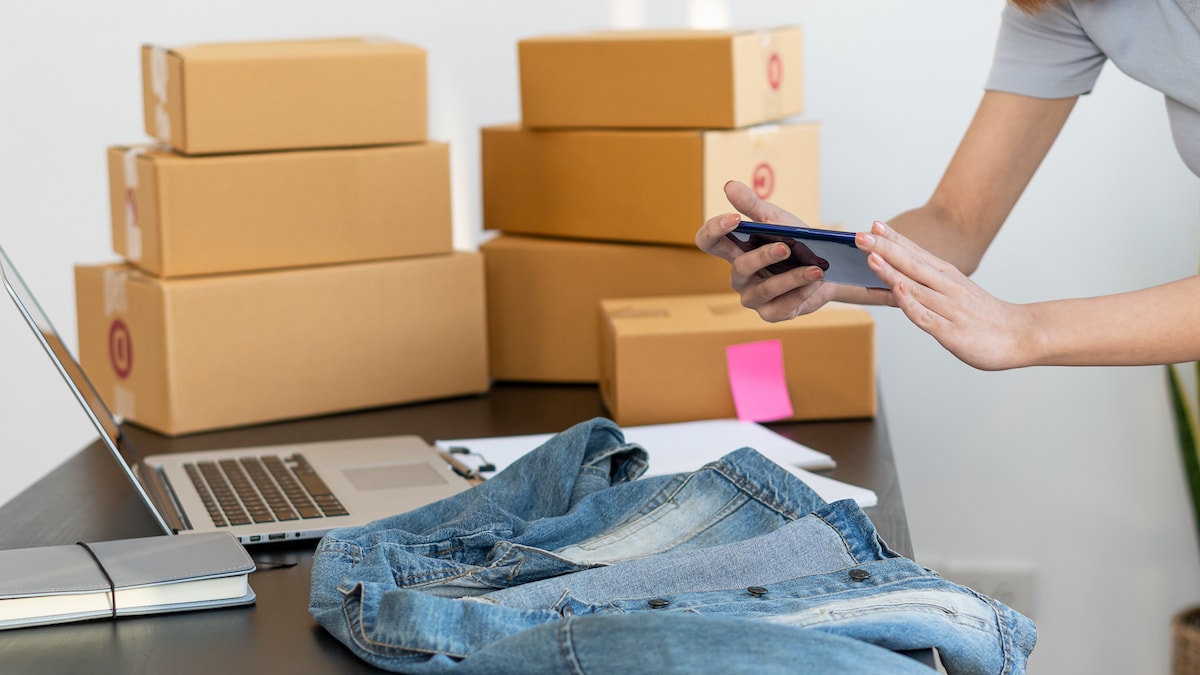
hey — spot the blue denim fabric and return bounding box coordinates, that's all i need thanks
[310,417,1036,674]
[416,614,939,675]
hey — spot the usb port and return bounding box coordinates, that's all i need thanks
[269,533,286,541]
[249,535,261,542]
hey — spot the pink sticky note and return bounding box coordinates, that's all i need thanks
[725,339,794,422]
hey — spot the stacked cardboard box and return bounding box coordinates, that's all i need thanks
[482,27,818,384]
[76,38,489,436]
[482,27,875,423]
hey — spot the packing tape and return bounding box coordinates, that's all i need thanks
[760,30,782,120]
[122,146,142,189]
[149,46,169,101]
[149,46,171,141]
[103,269,129,317]
[122,146,149,262]
[113,385,136,419]
[747,123,780,150]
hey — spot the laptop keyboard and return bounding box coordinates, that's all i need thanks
[183,454,349,528]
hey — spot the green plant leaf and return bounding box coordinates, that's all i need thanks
[1168,363,1200,550]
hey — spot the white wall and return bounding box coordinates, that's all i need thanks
[1,2,1197,673]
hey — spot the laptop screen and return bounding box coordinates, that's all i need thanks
[0,248,124,448]
[0,245,170,533]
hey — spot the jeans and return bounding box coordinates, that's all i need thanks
[310,417,1036,674]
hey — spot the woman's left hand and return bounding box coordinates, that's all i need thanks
[857,221,1036,371]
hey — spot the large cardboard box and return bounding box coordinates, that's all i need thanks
[481,234,733,383]
[519,27,803,129]
[75,254,489,436]
[482,123,820,246]
[142,38,427,155]
[599,294,876,426]
[107,142,453,278]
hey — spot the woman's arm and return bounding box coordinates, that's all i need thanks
[860,222,1200,369]
[696,91,1079,319]
[886,90,1077,274]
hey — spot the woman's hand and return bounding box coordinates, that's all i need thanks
[858,221,1037,370]
[695,181,842,322]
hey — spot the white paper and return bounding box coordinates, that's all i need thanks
[436,419,876,508]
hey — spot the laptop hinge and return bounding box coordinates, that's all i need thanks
[137,463,192,533]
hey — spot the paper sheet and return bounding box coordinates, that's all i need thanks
[436,419,877,508]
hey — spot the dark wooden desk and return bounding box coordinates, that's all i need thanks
[0,383,912,674]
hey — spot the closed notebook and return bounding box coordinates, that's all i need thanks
[0,532,256,630]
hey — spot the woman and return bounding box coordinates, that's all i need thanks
[696,0,1200,370]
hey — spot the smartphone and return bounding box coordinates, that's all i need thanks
[725,221,887,289]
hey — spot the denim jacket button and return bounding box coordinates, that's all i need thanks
[647,598,670,609]
[747,586,768,597]
[849,569,871,581]
[560,604,575,617]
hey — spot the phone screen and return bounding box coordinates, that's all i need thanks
[725,222,887,289]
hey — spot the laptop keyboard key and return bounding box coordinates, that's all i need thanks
[187,452,350,528]
[196,461,252,527]
[218,458,275,523]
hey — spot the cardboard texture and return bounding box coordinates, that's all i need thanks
[141,38,427,155]
[107,142,453,278]
[75,254,489,436]
[481,234,733,383]
[519,27,803,129]
[599,294,876,426]
[482,123,820,246]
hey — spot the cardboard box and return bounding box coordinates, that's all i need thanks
[481,234,733,383]
[107,142,453,278]
[482,123,820,246]
[600,294,876,426]
[142,38,427,154]
[75,254,489,436]
[519,27,803,128]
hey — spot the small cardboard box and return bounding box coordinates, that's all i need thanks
[519,27,803,129]
[599,294,876,426]
[481,235,733,383]
[142,38,427,154]
[482,123,820,246]
[75,253,489,436]
[107,142,453,278]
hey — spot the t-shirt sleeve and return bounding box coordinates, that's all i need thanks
[985,2,1107,98]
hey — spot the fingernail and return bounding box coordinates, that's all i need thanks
[772,243,789,260]
[722,213,741,230]
[804,267,823,281]
[869,252,884,265]
[858,232,876,247]
[872,220,889,234]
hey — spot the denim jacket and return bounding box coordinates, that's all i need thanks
[310,417,1036,674]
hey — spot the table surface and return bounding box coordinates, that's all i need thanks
[0,383,913,674]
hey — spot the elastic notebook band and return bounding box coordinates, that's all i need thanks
[76,541,117,619]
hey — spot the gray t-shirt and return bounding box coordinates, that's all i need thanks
[986,0,1200,177]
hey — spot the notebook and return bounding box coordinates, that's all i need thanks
[0,532,256,630]
[0,244,473,546]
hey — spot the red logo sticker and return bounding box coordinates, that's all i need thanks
[766,52,783,90]
[109,319,133,380]
[752,163,775,200]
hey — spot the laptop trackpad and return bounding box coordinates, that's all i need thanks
[342,462,447,490]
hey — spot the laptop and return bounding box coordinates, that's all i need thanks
[0,245,473,545]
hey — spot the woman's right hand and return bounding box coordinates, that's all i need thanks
[695,180,843,322]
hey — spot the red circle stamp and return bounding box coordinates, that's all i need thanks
[767,53,783,90]
[109,319,133,380]
[752,162,775,200]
